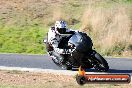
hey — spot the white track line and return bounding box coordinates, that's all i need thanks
[0,66,132,76]
[0,66,78,75]
[0,66,113,76]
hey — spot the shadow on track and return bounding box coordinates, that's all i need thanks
[108,69,132,74]
[84,69,132,74]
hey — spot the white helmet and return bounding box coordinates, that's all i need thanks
[55,21,67,34]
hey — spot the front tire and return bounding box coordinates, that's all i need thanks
[93,53,109,72]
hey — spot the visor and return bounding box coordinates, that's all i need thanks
[57,28,66,34]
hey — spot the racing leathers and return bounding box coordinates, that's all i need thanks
[47,27,75,64]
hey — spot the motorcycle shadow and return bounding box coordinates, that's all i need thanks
[84,68,132,74]
[108,69,132,74]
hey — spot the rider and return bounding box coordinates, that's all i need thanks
[47,20,76,65]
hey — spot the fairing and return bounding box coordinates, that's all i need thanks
[68,32,93,52]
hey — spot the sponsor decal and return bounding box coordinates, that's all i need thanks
[76,66,131,85]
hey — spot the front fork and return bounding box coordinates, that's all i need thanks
[85,50,97,67]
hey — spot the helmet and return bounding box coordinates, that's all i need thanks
[55,21,67,34]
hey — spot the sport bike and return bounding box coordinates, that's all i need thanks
[44,32,109,72]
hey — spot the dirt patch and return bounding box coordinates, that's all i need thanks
[0,70,132,88]
[0,70,75,86]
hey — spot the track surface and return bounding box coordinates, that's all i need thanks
[0,54,132,75]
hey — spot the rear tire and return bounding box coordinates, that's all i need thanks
[51,57,72,70]
[61,65,72,70]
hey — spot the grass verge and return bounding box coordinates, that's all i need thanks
[0,0,131,56]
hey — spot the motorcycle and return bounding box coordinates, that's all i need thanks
[44,32,109,72]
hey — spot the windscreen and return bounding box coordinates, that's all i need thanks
[68,32,93,52]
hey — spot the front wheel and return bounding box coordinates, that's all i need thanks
[92,53,109,72]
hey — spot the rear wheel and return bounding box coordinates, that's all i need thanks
[61,65,72,70]
[51,56,72,70]
[93,53,109,72]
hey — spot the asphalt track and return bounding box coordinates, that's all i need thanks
[0,54,132,75]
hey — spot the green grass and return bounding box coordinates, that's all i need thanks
[0,0,131,56]
[0,24,48,54]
